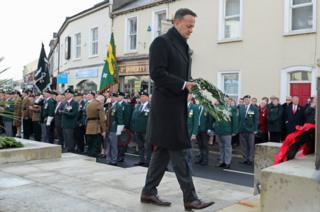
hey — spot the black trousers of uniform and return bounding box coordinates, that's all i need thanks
[63,128,75,152]
[46,122,55,144]
[269,132,281,143]
[135,132,152,164]
[142,147,198,203]
[86,134,102,157]
[56,125,64,148]
[75,125,85,153]
[23,118,32,139]
[196,132,209,163]
[32,121,41,141]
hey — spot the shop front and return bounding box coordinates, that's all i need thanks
[118,56,153,95]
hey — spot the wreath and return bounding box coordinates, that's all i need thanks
[191,78,231,122]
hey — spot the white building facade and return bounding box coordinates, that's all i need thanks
[48,1,112,93]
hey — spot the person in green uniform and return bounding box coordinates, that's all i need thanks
[41,89,56,143]
[214,100,238,169]
[61,88,78,152]
[106,92,124,165]
[74,92,86,153]
[187,94,200,170]
[196,105,213,166]
[1,91,15,137]
[118,92,133,162]
[131,91,151,166]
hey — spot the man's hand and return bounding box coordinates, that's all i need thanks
[101,132,106,138]
[191,135,197,141]
[185,82,196,91]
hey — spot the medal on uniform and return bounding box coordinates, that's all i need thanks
[189,110,193,117]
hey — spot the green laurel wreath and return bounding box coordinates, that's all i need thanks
[191,78,231,122]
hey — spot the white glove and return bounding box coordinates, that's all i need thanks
[46,116,54,126]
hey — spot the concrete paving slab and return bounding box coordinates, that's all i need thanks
[0,153,253,212]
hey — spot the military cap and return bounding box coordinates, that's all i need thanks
[118,91,125,97]
[74,92,82,97]
[111,92,119,97]
[139,91,149,96]
[64,88,74,95]
[243,95,251,99]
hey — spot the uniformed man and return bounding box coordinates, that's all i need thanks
[106,92,124,166]
[42,89,56,143]
[54,93,65,147]
[1,91,15,136]
[86,93,105,157]
[187,94,200,169]
[30,94,42,141]
[13,91,22,137]
[74,92,86,153]
[118,92,132,162]
[196,105,213,166]
[61,88,79,152]
[21,89,33,139]
[131,91,151,166]
[238,95,259,165]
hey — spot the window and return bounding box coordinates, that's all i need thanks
[126,17,137,51]
[219,72,240,101]
[219,0,242,41]
[153,10,167,38]
[290,71,311,81]
[90,27,98,56]
[74,33,81,59]
[284,0,316,34]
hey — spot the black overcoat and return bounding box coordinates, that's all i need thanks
[284,104,305,134]
[148,27,191,150]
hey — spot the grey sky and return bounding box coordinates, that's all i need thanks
[0,0,102,80]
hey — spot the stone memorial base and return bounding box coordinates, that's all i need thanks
[0,138,61,164]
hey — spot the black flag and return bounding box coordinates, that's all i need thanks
[34,43,50,92]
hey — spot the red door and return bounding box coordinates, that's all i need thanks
[290,83,311,106]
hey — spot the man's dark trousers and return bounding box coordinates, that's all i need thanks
[142,147,198,203]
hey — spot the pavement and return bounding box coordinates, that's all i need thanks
[0,153,254,212]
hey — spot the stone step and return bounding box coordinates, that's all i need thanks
[218,195,260,212]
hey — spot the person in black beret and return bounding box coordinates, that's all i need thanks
[74,91,86,153]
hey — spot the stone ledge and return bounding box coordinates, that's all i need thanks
[260,155,320,212]
[0,138,61,164]
[254,142,282,194]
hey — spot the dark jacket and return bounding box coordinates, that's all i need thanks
[267,103,283,132]
[238,104,259,133]
[304,105,315,124]
[131,102,150,133]
[284,103,305,134]
[148,27,191,150]
[214,106,238,136]
[61,99,79,129]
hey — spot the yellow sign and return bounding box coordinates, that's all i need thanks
[119,60,149,76]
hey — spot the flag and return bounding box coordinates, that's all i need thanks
[34,43,50,92]
[99,33,119,92]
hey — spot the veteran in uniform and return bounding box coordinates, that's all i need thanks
[61,88,79,152]
[21,89,33,139]
[13,91,22,137]
[74,92,86,153]
[106,92,124,166]
[131,91,151,166]
[31,94,42,141]
[54,93,65,147]
[42,89,56,143]
[86,93,105,157]
[196,105,213,166]
[238,95,259,165]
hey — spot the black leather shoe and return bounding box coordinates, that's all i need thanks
[140,194,171,207]
[224,164,231,169]
[134,162,145,166]
[108,162,117,166]
[184,199,215,211]
[216,163,226,168]
[239,160,248,165]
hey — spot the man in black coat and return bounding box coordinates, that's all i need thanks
[140,9,214,211]
[284,96,305,134]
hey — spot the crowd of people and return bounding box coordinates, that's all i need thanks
[0,88,316,168]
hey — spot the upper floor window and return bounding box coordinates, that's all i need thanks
[153,10,167,38]
[126,17,137,51]
[219,0,242,41]
[90,27,98,56]
[74,33,81,59]
[284,0,316,34]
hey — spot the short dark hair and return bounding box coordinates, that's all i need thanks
[174,8,197,21]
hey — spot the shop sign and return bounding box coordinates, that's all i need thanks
[76,68,99,79]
